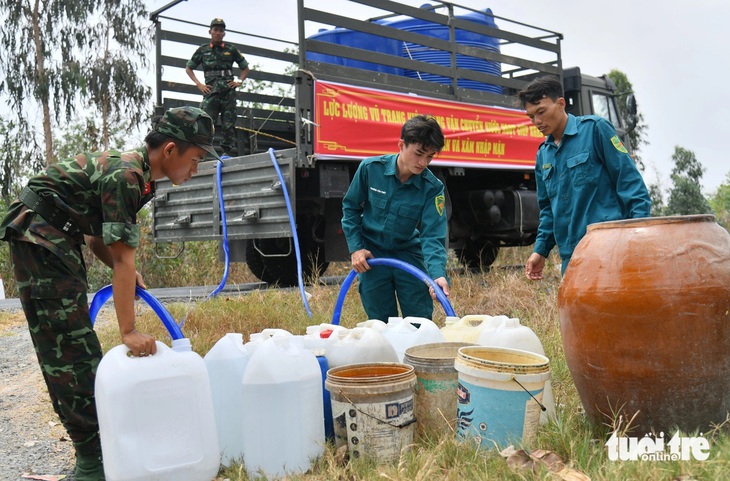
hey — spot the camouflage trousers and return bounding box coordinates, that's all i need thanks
[9,238,103,458]
[200,87,239,155]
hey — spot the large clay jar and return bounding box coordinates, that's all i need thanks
[558,215,730,434]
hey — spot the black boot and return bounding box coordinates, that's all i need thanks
[74,452,105,481]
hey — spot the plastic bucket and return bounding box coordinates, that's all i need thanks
[403,342,475,438]
[325,363,416,463]
[454,346,550,448]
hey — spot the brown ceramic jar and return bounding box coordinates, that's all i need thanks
[558,215,730,434]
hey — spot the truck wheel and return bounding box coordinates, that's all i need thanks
[457,240,499,272]
[245,237,329,286]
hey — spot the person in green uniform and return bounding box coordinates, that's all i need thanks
[0,106,219,481]
[341,114,450,321]
[185,17,250,157]
[517,76,651,278]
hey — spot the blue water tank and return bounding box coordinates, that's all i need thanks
[390,5,502,93]
[306,26,404,75]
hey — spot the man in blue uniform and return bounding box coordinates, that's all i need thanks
[186,17,250,157]
[342,115,450,321]
[517,76,651,278]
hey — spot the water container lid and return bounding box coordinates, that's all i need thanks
[172,338,192,352]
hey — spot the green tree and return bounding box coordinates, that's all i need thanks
[665,146,712,215]
[86,3,152,150]
[0,118,41,201]
[708,173,730,230]
[648,183,666,217]
[0,0,151,165]
[54,116,133,161]
[607,69,648,167]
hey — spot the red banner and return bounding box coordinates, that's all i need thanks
[313,80,544,169]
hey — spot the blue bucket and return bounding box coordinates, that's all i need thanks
[454,346,550,448]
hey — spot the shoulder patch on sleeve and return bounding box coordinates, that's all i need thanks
[435,194,445,216]
[610,135,629,154]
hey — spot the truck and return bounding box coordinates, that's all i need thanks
[149,0,637,286]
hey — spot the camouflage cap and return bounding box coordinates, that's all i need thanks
[210,18,226,29]
[156,106,220,160]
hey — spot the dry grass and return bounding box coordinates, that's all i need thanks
[17,245,729,480]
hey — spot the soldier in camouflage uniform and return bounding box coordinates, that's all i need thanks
[185,17,250,157]
[0,106,219,481]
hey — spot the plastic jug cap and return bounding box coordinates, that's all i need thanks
[172,338,192,352]
[320,329,333,339]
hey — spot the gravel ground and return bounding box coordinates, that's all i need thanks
[0,308,116,481]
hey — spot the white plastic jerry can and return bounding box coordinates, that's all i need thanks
[477,317,556,424]
[325,326,399,369]
[241,335,325,479]
[379,316,446,362]
[95,339,220,481]
[204,333,251,467]
[441,314,502,343]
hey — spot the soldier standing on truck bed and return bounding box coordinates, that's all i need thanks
[186,17,250,157]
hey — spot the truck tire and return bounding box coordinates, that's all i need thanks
[245,237,328,286]
[457,239,499,272]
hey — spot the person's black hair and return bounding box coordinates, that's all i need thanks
[144,115,197,153]
[517,76,564,108]
[401,114,445,152]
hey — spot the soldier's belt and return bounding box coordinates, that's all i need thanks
[19,187,80,236]
[204,69,233,77]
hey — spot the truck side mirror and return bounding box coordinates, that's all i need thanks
[625,94,638,132]
[626,94,637,116]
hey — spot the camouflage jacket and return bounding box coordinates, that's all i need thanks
[186,42,248,94]
[0,147,155,260]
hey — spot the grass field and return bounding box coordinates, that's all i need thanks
[85,247,730,481]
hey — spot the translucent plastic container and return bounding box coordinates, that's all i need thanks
[302,323,349,351]
[441,315,503,343]
[95,339,220,481]
[325,327,399,369]
[203,333,251,467]
[477,317,555,423]
[379,316,446,362]
[241,335,324,478]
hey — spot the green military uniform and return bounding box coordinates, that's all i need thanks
[0,148,154,476]
[186,19,248,156]
[0,106,217,481]
[341,154,448,320]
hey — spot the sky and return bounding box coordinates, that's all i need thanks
[145,0,730,195]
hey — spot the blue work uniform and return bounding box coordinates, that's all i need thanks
[534,114,651,273]
[341,154,448,321]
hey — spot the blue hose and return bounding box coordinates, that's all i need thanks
[89,285,184,340]
[330,257,456,325]
[267,148,313,317]
[207,158,230,300]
